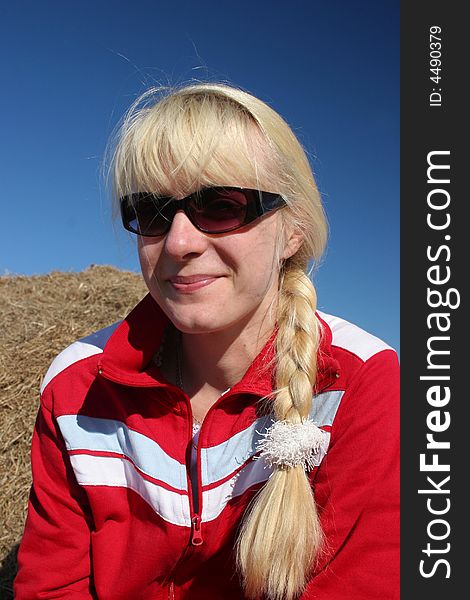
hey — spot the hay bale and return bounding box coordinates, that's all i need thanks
[0,265,147,598]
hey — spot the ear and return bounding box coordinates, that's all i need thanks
[281,228,304,260]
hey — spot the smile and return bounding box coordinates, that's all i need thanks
[167,275,220,293]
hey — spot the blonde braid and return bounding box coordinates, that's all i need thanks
[237,265,323,600]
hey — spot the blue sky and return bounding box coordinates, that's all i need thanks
[0,0,399,350]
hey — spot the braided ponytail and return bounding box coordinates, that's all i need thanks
[237,265,324,600]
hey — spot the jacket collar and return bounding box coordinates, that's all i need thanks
[98,293,340,395]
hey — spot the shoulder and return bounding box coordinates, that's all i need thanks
[318,310,397,363]
[40,322,121,395]
[317,309,399,397]
[315,312,399,444]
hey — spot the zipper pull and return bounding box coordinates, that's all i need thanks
[191,515,203,546]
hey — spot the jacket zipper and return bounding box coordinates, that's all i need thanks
[187,386,236,548]
[188,394,204,547]
[164,389,205,598]
[190,514,203,545]
[186,385,240,548]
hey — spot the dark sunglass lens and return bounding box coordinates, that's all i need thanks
[191,189,248,232]
[131,196,173,236]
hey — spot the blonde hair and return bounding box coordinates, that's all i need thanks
[108,81,328,599]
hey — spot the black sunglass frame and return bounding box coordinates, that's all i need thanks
[119,187,286,236]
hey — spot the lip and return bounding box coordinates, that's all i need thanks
[167,274,221,293]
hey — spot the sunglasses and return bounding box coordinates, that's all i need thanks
[120,186,286,237]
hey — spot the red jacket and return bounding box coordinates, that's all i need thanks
[15,294,400,599]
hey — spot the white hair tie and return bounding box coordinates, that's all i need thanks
[256,419,329,471]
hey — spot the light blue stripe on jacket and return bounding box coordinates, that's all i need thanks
[201,390,344,486]
[57,415,188,492]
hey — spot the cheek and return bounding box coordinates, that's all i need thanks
[138,240,163,284]
[227,229,280,292]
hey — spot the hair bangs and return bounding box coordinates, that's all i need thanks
[112,88,283,202]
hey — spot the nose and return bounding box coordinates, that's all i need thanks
[163,209,210,260]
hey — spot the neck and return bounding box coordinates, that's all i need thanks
[181,318,274,397]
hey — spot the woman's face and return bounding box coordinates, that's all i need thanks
[138,199,300,337]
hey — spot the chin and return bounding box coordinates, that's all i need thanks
[171,316,228,335]
[158,302,226,335]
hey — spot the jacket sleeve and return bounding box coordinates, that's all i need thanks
[14,388,96,599]
[304,349,400,600]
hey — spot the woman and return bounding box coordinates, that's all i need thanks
[15,82,399,599]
